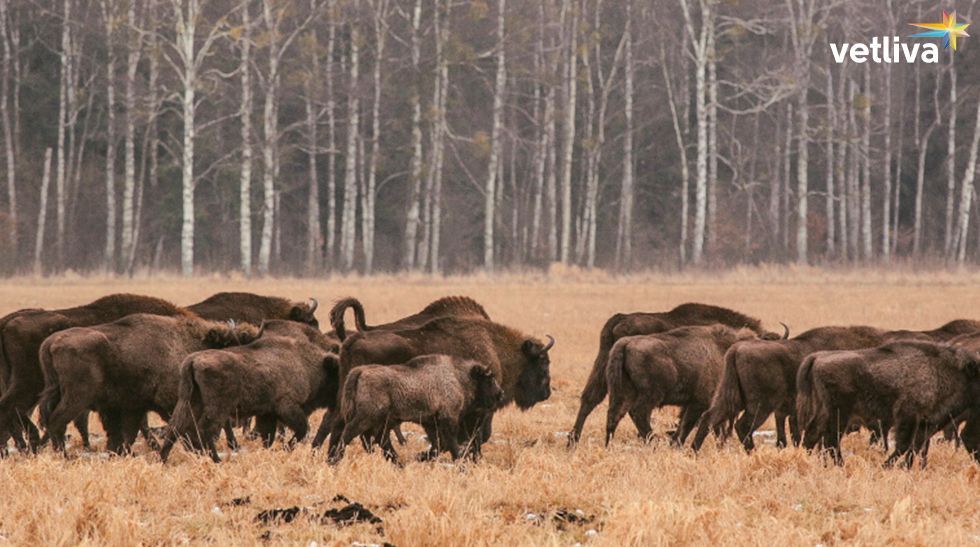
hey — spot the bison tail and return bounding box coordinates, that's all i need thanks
[170,358,204,444]
[340,369,363,423]
[330,298,370,342]
[795,354,819,432]
[708,348,747,439]
[580,314,625,405]
[604,340,632,403]
[38,339,61,428]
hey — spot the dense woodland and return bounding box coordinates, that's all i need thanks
[0,0,978,275]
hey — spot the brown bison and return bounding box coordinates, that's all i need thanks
[0,294,192,451]
[320,316,554,459]
[689,326,888,452]
[312,296,492,446]
[160,321,339,462]
[331,355,505,464]
[796,341,980,467]
[0,292,320,453]
[603,325,758,447]
[568,303,785,446]
[38,314,260,454]
[330,295,489,341]
[884,319,980,343]
[0,292,320,452]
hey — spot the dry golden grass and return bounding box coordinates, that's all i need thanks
[2,269,980,545]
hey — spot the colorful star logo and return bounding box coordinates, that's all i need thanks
[910,10,970,51]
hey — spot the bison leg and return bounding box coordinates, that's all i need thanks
[41,394,92,455]
[378,429,400,464]
[255,415,278,448]
[326,415,348,461]
[223,421,239,451]
[788,413,801,447]
[884,420,916,468]
[101,409,125,454]
[605,385,642,447]
[774,412,788,448]
[277,405,309,447]
[674,405,707,447]
[733,413,756,451]
[118,413,144,455]
[73,412,91,450]
[569,384,609,447]
[331,417,369,464]
[310,410,334,449]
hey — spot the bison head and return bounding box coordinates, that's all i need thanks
[514,335,555,410]
[471,365,505,411]
[289,297,320,328]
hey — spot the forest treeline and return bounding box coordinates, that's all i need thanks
[0,0,978,276]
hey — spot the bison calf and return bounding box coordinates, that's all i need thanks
[160,321,339,463]
[331,355,504,464]
[797,341,980,467]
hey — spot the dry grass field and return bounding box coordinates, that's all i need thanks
[2,267,980,545]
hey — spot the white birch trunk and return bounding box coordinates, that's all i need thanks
[258,0,279,276]
[56,0,71,269]
[239,2,253,276]
[340,22,359,271]
[483,0,506,271]
[825,67,835,257]
[101,0,118,271]
[954,98,980,263]
[615,0,634,270]
[0,0,17,258]
[401,0,423,270]
[33,149,53,276]
[558,0,578,264]
[121,0,142,271]
[945,57,957,257]
[305,0,321,275]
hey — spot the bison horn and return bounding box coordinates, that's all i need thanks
[542,334,555,352]
[308,297,319,313]
[779,322,790,340]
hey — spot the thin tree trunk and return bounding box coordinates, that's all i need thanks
[616,0,634,270]
[530,1,546,259]
[835,64,848,259]
[340,22,360,271]
[304,0,322,275]
[258,0,280,276]
[680,0,711,264]
[825,67,835,258]
[795,79,809,263]
[362,0,388,274]
[661,48,690,266]
[239,2,253,276]
[954,98,980,263]
[483,0,506,271]
[426,0,446,273]
[121,0,142,271]
[880,45,892,260]
[176,0,201,277]
[706,20,718,252]
[847,80,859,261]
[402,0,423,270]
[0,0,17,260]
[861,62,872,261]
[56,0,72,270]
[945,56,957,257]
[559,0,578,264]
[325,0,337,266]
[101,0,118,271]
[33,149,53,276]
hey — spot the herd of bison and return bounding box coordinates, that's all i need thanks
[1,292,980,469]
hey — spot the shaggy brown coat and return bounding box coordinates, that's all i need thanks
[690,326,888,452]
[38,314,259,454]
[0,294,189,450]
[319,316,553,457]
[332,355,504,463]
[569,302,784,445]
[796,341,980,467]
[329,295,489,341]
[604,325,758,447]
[187,293,320,329]
[160,321,338,462]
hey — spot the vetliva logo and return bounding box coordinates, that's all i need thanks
[830,10,970,64]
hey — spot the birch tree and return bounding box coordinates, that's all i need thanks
[614,0,634,270]
[679,0,712,264]
[953,97,980,263]
[339,20,359,271]
[121,0,144,271]
[0,0,16,257]
[362,0,389,274]
[33,149,52,276]
[402,0,423,270]
[239,1,253,276]
[99,0,119,271]
[483,0,506,271]
[558,0,578,264]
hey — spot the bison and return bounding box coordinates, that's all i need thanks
[320,316,554,459]
[796,341,980,467]
[689,326,888,452]
[160,320,339,463]
[603,325,758,447]
[568,303,785,446]
[38,314,260,454]
[329,295,489,341]
[0,292,320,453]
[330,355,504,464]
[318,295,491,447]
